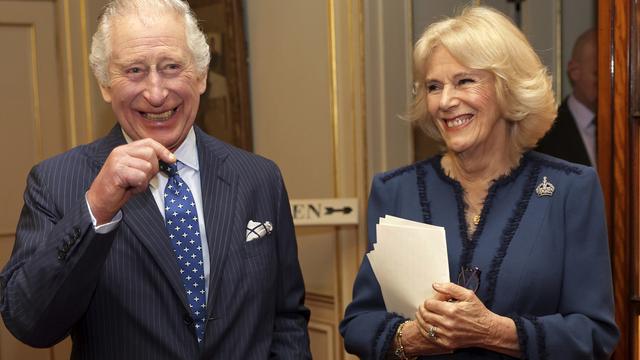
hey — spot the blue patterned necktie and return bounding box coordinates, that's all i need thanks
[162,162,207,343]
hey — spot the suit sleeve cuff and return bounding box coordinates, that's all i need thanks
[85,192,122,234]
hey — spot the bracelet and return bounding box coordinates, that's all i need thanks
[394,320,412,360]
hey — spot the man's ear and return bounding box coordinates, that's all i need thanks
[567,59,580,83]
[197,72,208,95]
[99,84,113,103]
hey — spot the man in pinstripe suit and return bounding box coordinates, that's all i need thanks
[0,1,311,358]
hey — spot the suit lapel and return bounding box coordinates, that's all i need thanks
[122,193,190,311]
[87,125,127,167]
[87,126,238,315]
[88,125,190,312]
[558,101,592,166]
[195,128,238,316]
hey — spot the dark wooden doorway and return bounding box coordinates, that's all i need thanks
[598,0,639,358]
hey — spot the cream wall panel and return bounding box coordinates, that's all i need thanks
[309,322,335,360]
[413,0,471,34]
[0,24,40,234]
[521,0,561,99]
[329,1,367,356]
[247,1,367,359]
[58,0,109,144]
[84,0,115,139]
[478,0,514,16]
[0,1,67,232]
[364,0,413,178]
[246,0,338,298]
[296,228,337,297]
[306,293,337,358]
[248,0,334,196]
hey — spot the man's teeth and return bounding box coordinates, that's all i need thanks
[143,110,174,120]
[446,115,473,128]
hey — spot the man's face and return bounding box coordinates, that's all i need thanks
[99,12,206,151]
[569,39,598,113]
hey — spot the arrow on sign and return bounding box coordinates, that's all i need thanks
[290,198,358,225]
[325,206,353,215]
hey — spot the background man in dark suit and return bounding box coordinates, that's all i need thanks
[0,0,311,358]
[537,28,598,167]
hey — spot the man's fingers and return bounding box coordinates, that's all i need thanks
[137,138,176,164]
[119,157,157,186]
[114,139,176,177]
[123,140,174,166]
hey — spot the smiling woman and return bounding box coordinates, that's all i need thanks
[423,47,504,164]
[340,5,619,359]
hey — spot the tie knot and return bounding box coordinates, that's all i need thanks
[159,161,178,177]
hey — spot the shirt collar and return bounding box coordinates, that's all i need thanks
[567,94,595,131]
[121,127,199,189]
[172,128,199,172]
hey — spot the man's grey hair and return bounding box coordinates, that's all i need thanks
[89,0,210,86]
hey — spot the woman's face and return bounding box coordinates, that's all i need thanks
[424,46,508,157]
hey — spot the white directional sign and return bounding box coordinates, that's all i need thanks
[289,198,359,226]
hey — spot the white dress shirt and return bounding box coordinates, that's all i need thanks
[87,128,210,301]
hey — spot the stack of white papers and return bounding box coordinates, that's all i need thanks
[367,215,450,319]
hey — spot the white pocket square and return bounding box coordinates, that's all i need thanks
[246,220,273,242]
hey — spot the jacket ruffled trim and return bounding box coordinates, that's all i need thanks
[374,313,403,360]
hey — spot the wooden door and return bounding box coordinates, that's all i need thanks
[597,0,640,359]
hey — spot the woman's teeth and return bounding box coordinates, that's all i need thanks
[446,115,473,128]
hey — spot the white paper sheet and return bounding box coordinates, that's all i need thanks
[367,216,449,319]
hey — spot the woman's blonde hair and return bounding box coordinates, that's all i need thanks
[407,6,556,155]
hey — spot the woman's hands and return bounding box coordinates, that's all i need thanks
[413,282,520,357]
[396,320,450,358]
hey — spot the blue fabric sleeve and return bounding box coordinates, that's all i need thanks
[269,171,312,358]
[340,174,405,359]
[1,164,115,347]
[514,167,619,359]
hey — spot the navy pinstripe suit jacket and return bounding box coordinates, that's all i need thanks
[0,125,311,359]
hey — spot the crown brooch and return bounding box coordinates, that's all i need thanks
[536,176,555,197]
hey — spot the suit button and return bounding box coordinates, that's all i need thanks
[57,250,66,261]
[72,227,80,240]
[183,315,193,325]
[61,242,70,252]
